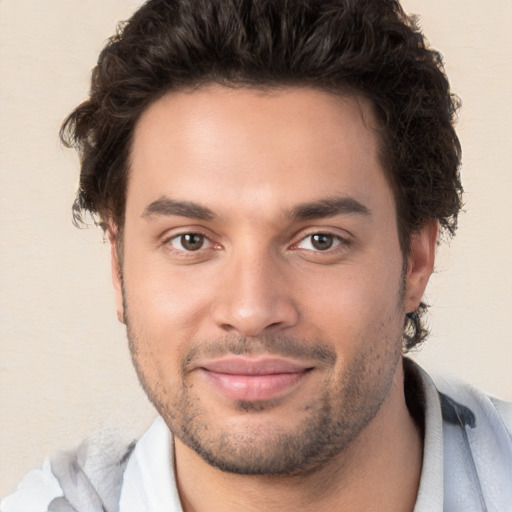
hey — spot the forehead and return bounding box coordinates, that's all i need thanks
[127,86,392,220]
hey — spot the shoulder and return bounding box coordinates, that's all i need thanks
[0,458,62,512]
[489,395,512,438]
[412,360,512,510]
[407,358,512,436]
[430,367,512,439]
[1,431,135,512]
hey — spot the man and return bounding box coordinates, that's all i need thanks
[2,0,511,511]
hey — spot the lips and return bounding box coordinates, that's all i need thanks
[198,357,313,402]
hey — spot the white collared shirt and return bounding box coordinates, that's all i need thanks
[2,361,511,512]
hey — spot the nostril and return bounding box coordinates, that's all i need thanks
[220,323,237,332]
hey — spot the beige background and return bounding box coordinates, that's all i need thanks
[1,0,511,497]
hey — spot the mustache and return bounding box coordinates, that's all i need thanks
[181,335,337,373]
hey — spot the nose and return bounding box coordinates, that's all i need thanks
[212,249,300,337]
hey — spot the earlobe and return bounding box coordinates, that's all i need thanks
[108,226,126,325]
[404,221,438,314]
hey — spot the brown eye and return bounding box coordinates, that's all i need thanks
[168,233,209,252]
[310,234,334,250]
[295,233,343,252]
[180,233,205,251]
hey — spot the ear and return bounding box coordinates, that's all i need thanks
[108,225,126,324]
[403,221,438,314]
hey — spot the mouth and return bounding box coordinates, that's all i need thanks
[197,357,314,402]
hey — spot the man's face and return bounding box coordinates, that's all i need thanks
[113,86,433,475]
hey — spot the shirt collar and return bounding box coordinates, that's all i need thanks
[119,416,183,512]
[407,360,444,512]
[119,360,445,512]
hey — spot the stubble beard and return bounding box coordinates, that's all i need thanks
[125,307,403,477]
[173,349,400,476]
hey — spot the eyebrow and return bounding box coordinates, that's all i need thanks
[288,196,371,221]
[141,195,370,222]
[141,197,215,221]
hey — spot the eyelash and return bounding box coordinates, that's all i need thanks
[294,233,344,251]
[162,232,214,253]
[162,230,351,256]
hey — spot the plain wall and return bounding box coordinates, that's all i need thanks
[1,0,511,497]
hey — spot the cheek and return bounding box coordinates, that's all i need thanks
[124,281,191,392]
[124,257,213,335]
[298,259,404,343]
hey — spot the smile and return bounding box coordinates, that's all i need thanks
[198,357,314,402]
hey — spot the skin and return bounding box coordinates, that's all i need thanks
[110,86,437,511]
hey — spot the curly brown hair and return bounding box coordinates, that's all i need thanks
[61,0,463,349]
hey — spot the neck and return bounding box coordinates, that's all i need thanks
[174,360,422,512]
